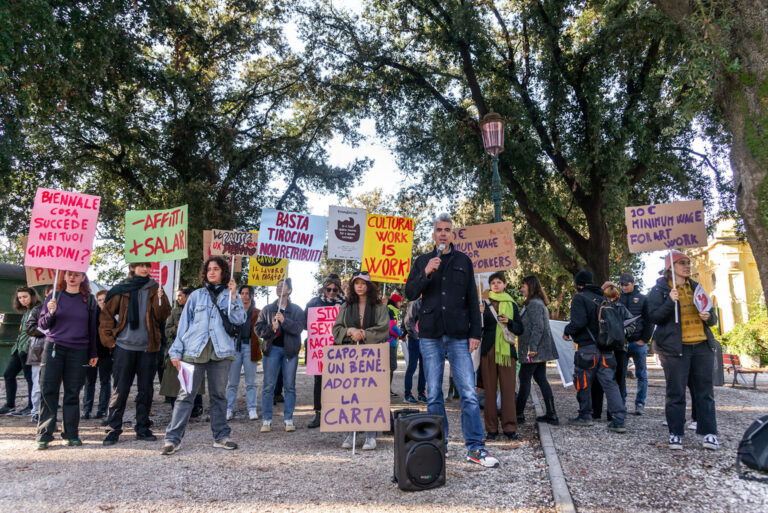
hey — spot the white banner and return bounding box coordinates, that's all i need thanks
[327,206,367,260]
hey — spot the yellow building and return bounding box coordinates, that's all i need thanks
[689,219,764,334]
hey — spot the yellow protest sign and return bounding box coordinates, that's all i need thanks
[247,230,287,286]
[361,214,414,284]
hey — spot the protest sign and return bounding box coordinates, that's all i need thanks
[20,237,56,286]
[453,222,517,272]
[149,261,177,300]
[625,200,707,253]
[125,205,188,262]
[256,209,327,263]
[475,272,494,301]
[203,230,242,272]
[327,206,367,260]
[361,214,415,284]
[247,231,287,285]
[306,305,341,375]
[211,229,258,257]
[693,283,714,313]
[321,342,390,432]
[24,188,101,272]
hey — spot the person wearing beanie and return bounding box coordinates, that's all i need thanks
[99,262,171,446]
[647,251,720,451]
[304,274,345,428]
[563,269,627,433]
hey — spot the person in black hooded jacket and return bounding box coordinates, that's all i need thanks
[563,271,627,433]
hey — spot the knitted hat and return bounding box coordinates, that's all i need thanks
[574,270,594,287]
[389,293,403,303]
[664,250,688,270]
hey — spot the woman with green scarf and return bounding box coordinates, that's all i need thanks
[479,272,523,441]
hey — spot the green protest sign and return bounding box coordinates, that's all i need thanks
[125,205,188,262]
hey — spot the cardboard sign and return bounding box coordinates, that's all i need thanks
[321,342,390,432]
[149,261,177,300]
[211,229,258,257]
[25,187,101,272]
[256,208,327,263]
[625,200,707,253]
[327,206,367,260]
[453,222,517,272]
[203,230,243,272]
[125,205,188,262]
[361,214,415,284]
[247,231,287,286]
[20,236,56,286]
[306,305,341,375]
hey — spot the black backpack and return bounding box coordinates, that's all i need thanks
[737,414,768,482]
[588,297,625,352]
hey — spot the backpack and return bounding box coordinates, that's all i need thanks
[737,414,768,482]
[587,297,625,352]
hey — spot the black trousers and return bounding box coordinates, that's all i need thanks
[82,355,113,415]
[3,349,33,409]
[516,362,555,414]
[591,349,627,419]
[37,343,88,442]
[155,343,166,384]
[106,346,156,435]
[659,342,717,436]
[313,374,322,412]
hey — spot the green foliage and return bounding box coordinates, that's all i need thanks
[721,304,768,365]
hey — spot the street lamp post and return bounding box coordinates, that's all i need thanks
[480,111,506,223]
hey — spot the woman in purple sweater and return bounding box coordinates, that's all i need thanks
[36,270,98,450]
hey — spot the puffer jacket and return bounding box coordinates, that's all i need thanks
[25,304,46,366]
[647,276,719,357]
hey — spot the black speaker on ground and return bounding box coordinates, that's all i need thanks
[392,409,445,491]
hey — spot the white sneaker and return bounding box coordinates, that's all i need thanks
[248,409,259,420]
[261,420,272,433]
[669,434,682,450]
[226,409,234,421]
[341,433,353,449]
[285,419,296,432]
[467,448,500,468]
[362,437,376,450]
[688,421,697,431]
[703,434,720,450]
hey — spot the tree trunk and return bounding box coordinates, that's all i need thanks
[652,0,768,306]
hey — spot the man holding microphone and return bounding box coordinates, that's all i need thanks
[405,213,499,468]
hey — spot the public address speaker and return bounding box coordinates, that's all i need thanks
[392,409,445,491]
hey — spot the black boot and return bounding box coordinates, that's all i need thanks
[307,411,321,429]
[535,396,559,425]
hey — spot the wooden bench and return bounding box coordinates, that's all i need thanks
[723,353,766,389]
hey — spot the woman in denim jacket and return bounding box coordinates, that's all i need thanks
[161,256,246,456]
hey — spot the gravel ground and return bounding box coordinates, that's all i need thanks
[0,361,553,513]
[539,360,768,513]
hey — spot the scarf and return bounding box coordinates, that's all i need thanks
[205,282,227,302]
[488,290,515,367]
[106,275,150,330]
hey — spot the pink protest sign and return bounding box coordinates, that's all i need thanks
[306,305,340,375]
[24,188,101,272]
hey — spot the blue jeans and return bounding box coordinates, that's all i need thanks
[627,341,648,406]
[404,336,426,396]
[226,342,259,411]
[261,345,298,421]
[420,335,485,451]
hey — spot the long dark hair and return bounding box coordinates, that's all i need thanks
[521,275,549,306]
[347,278,380,307]
[13,286,41,312]
[56,271,91,303]
[200,256,230,285]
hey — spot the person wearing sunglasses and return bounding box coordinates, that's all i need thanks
[304,274,345,428]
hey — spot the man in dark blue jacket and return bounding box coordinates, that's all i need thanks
[405,213,498,468]
[619,273,653,415]
[563,271,627,432]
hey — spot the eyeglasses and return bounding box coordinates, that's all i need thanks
[325,287,339,293]
[353,271,369,277]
